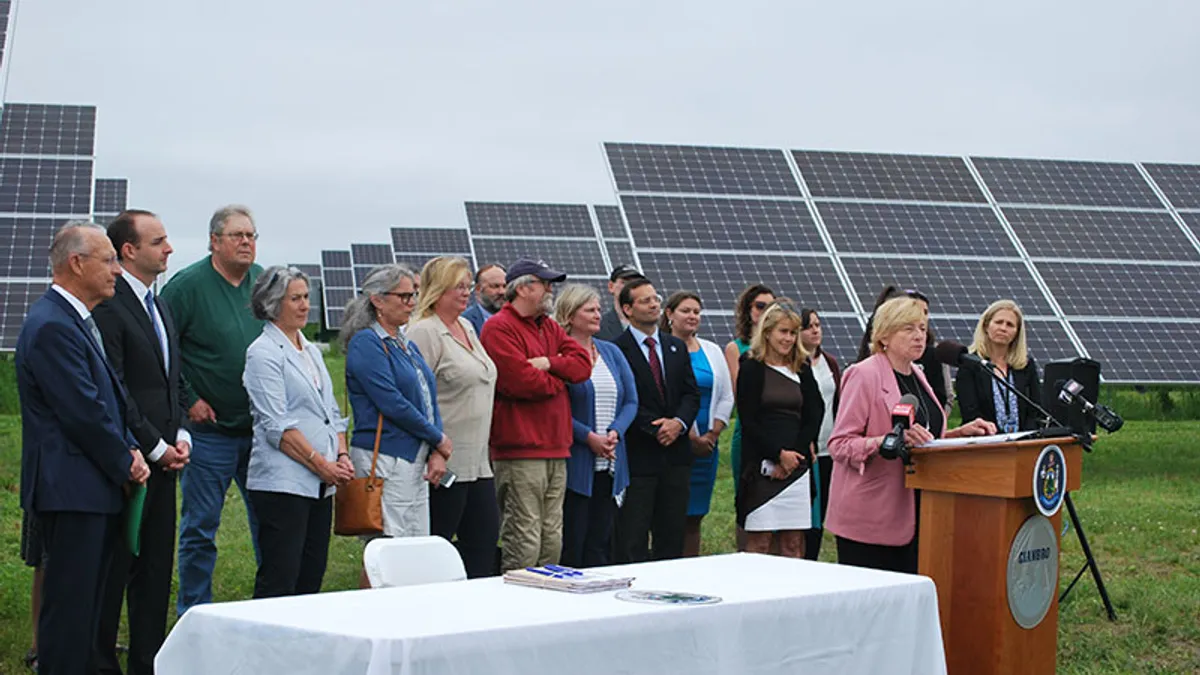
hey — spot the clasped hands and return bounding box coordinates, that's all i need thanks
[769,449,808,480]
[586,430,619,460]
[651,418,685,446]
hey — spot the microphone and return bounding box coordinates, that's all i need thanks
[934,340,993,372]
[880,394,919,461]
[1058,379,1124,433]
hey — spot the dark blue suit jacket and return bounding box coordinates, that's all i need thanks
[565,340,638,498]
[17,289,136,515]
[461,302,491,339]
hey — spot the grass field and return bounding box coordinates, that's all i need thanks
[1,358,1198,672]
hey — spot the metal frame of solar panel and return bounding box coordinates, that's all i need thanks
[465,201,610,281]
[320,250,353,329]
[0,102,98,349]
[604,142,1200,383]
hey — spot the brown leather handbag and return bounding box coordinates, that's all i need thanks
[334,412,385,536]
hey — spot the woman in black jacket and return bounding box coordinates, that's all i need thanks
[955,299,1044,432]
[735,302,824,559]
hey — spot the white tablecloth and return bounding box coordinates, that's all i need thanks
[156,553,946,675]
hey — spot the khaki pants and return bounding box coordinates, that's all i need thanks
[494,458,567,573]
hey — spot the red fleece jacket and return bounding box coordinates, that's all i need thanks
[480,304,592,460]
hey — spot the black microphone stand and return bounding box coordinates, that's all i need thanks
[966,361,1117,621]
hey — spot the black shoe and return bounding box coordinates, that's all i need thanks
[23,648,37,672]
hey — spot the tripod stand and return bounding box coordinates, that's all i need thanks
[963,358,1118,621]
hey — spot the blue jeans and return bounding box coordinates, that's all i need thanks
[176,429,260,615]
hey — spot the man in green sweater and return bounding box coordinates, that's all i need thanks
[161,205,264,615]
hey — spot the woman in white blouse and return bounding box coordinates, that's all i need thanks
[555,284,639,568]
[663,291,734,557]
[406,257,499,578]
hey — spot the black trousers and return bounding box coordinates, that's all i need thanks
[39,510,120,675]
[429,478,500,579]
[613,464,691,563]
[96,467,176,675]
[804,455,834,561]
[835,535,918,574]
[561,471,617,568]
[248,490,332,599]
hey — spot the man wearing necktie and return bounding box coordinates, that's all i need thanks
[16,222,150,674]
[613,278,701,563]
[92,210,193,675]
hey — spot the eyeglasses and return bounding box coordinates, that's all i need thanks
[634,294,663,305]
[454,283,475,294]
[80,252,120,267]
[219,231,259,242]
[381,291,418,304]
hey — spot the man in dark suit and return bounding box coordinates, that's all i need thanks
[613,278,700,562]
[17,221,151,675]
[596,265,643,341]
[93,210,192,675]
[462,262,505,337]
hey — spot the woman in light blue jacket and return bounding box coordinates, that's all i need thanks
[244,266,353,599]
[554,285,638,568]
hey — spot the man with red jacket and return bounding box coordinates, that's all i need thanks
[480,259,592,573]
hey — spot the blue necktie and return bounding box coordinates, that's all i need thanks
[145,290,166,366]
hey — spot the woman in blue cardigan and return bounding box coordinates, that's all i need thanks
[341,264,452,583]
[554,284,638,568]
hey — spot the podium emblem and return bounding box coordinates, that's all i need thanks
[1033,444,1066,517]
[1007,514,1059,629]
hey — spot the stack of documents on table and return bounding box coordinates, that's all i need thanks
[503,565,634,593]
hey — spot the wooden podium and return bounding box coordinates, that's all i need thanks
[906,436,1083,675]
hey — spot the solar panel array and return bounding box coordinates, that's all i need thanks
[0,102,98,349]
[92,178,128,226]
[320,250,352,330]
[391,226,473,273]
[465,202,609,281]
[603,142,1200,382]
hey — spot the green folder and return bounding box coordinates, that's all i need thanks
[125,483,147,556]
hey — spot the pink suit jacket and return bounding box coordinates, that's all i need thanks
[824,353,946,547]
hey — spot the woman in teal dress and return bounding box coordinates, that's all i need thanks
[664,292,733,557]
[722,284,776,550]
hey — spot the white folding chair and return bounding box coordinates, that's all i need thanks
[362,536,467,588]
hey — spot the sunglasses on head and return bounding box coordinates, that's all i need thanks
[903,288,929,304]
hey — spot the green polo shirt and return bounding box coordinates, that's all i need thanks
[161,256,264,434]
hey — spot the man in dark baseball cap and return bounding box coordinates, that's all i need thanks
[597,264,645,341]
[504,258,567,284]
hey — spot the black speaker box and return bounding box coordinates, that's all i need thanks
[1042,357,1101,434]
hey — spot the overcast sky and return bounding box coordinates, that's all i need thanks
[6,0,1199,274]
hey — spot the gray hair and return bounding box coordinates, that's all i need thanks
[208,204,254,251]
[251,265,309,322]
[553,283,601,331]
[504,274,539,303]
[50,220,105,272]
[339,264,417,347]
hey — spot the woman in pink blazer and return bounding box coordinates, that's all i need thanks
[825,297,995,573]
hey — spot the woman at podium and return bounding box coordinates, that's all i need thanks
[825,297,994,573]
[955,299,1045,432]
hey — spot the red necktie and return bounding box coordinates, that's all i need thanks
[644,336,666,399]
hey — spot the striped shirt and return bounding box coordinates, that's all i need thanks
[591,352,619,473]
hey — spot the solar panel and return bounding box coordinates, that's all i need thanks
[972,157,1161,208]
[0,104,96,156]
[1180,212,1200,242]
[472,238,608,277]
[604,240,635,269]
[1005,207,1199,261]
[1070,321,1200,383]
[605,143,801,197]
[466,202,594,237]
[0,280,44,349]
[350,243,394,266]
[793,150,986,203]
[1143,163,1200,209]
[320,249,352,329]
[0,217,55,276]
[638,252,854,313]
[93,178,128,215]
[1036,262,1200,319]
[322,268,353,288]
[0,2,10,70]
[593,205,627,239]
[0,158,93,214]
[841,257,1056,316]
[321,250,351,268]
[621,195,823,252]
[818,202,1017,256]
[390,227,471,255]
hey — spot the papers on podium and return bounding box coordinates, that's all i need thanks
[919,430,1038,449]
[503,565,634,593]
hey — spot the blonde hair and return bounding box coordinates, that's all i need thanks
[553,283,601,334]
[748,301,810,372]
[870,297,927,354]
[969,299,1029,369]
[416,256,471,320]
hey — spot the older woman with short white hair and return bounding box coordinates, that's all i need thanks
[243,266,353,598]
